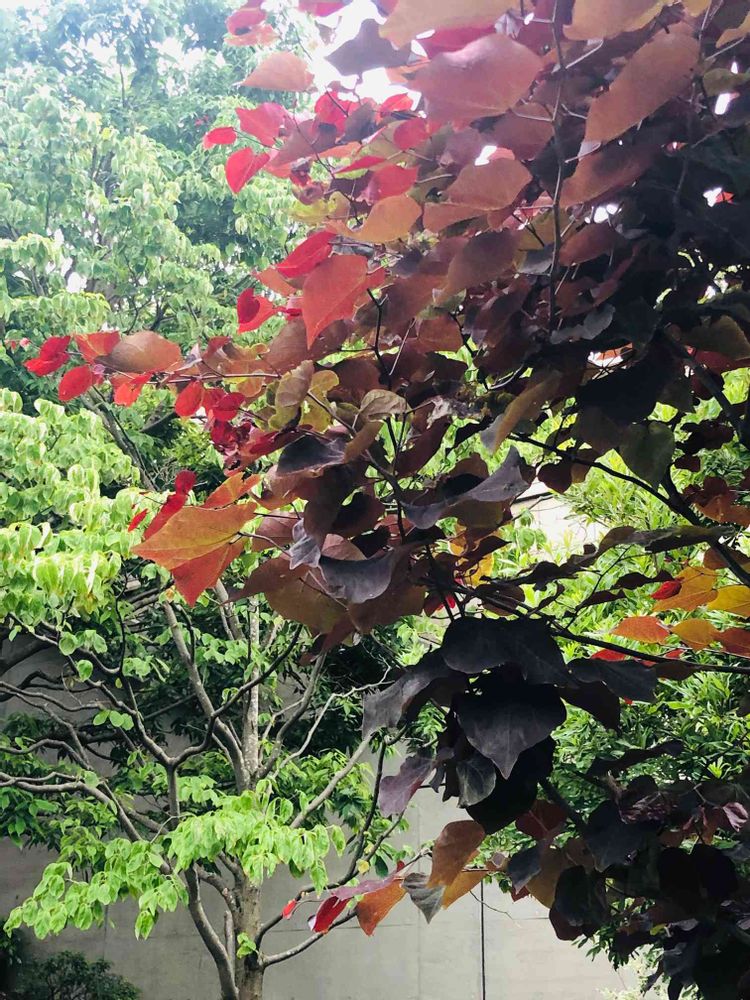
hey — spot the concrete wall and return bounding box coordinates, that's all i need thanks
[0,789,634,999]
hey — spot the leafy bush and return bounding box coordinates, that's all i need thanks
[12,951,139,1000]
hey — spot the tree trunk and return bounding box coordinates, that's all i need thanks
[236,879,263,1000]
[238,967,264,1000]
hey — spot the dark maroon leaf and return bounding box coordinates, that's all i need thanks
[403,447,530,528]
[277,434,347,476]
[402,873,444,923]
[319,548,408,604]
[378,753,435,817]
[552,867,609,928]
[441,617,569,686]
[466,739,553,834]
[569,658,658,703]
[584,802,652,871]
[508,844,542,892]
[455,683,566,779]
[328,19,410,76]
[362,652,455,738]
[456,752,497,808]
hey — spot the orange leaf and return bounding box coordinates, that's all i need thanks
[671,619,720,651]
[355,881,407,935]
[204,473,260,509]
[565,0,665,40]
[412,33,542,124]
[382,0,515,47]
[612,615,671,643]
[240,52,313,92]
[353,194,421,243]
[653,566,717,612]
[301,255,382,347]
[585,30,699,146]
[427,820,485,888]
[707,585,750,617]
[171,537,247,606]
[100,329,182,374]
[440,868,490,909]
[134,504,254,571]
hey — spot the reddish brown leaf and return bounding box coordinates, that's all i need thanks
[356,881,407,935]
[424,158,531,231]
[565,0,664,40]
[412,33,543,124]
[585,30,698,146]
[174,381,204,418]
[438,230,519,301]
[100,330,181,374]
[134,504,253,571]
[301,255,382,347]
[353,194,421,243]
[560,132,661,208]
[427,820,485,888]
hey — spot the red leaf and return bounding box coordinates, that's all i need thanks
[203,126,237,149]
[364,164,419,202]
[591,648,624,661]
[75,330,120,362]
[651,579,682,600]
[308,896,348,934]
[58,365,96,401]
[207,391,245,423]
[237,288,278,332]
[393,118,430,150]
[128,509,149,532]
[334,155,387,175]
[225,148,270,194]
[171,536,247,606]
[174,382,204,418]
[282,899,298,919]
[174,470,197,495]
[276,231,334,278]
[235,103,289,146]
[143,491,189,541]
[112,373,151,406]
[24,336,71,376]
[301,255,382,347]
[226,5,265,35]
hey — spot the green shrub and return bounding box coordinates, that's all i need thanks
[12,951,139,1000]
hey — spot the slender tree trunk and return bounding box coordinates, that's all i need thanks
[237,879,263,1000]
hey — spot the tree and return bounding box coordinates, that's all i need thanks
[12,0,750,998]
[0,7,411,1000]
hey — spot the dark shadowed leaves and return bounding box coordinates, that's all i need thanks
[456,752,497,807]
[569,658,658,702]
[553,867,609,928]
[362,652,455,738]
[441,616,569,685]
[403,447,530,528]
[456,683,566,778]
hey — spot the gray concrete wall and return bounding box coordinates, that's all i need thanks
[0,788,634,999]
